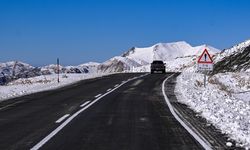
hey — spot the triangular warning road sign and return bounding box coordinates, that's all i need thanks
[198,49,213,64]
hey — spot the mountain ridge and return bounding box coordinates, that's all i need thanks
[5,40,250,84]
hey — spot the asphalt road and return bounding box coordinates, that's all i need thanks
[0,73,235,150]
[0,73,142,150]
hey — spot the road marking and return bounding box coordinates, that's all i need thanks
[162,74,212,150]
[31,73,148,150]
[131,79,143,86]
[94,94,102,98]
[55,114,70,123]
[80,101,91,107]
[107,88,112,92]
[114,84,119,87]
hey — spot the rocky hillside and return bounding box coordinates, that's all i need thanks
[0,61,41,84]
[212,40,250,74]
[0,61,100,85]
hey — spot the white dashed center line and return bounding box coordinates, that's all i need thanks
[94,94,102,98]
[55,114,70,123]
[80,101,91,107]
[31,74,148,150]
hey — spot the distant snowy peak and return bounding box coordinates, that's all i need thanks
[41,64,94,74]
[78,62,100,67]
[121,41,220,65]
[97,41,221,73]
[0,61,40,80]
[0,61,34,69]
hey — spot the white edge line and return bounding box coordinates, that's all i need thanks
[162,74,212,150]
[94,94,102,98]
[80,101,91,107]
[30,73,148,150]
[55,114,70,123]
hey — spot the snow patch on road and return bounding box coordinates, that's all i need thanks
[175,72,250,148]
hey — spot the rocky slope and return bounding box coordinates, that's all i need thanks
[0,61,41,84]
[212,40,250,74]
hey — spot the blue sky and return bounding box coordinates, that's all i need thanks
[0,0,249,66]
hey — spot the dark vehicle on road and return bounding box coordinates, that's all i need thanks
[150,60,166,73]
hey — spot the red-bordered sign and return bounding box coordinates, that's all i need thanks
[198,49,213,64]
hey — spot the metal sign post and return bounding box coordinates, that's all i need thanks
[204,71,207,88]
[197,49,214,87]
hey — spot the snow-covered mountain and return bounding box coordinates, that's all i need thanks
[123,41,219,63]
[78,62,100,74]
[41,62,100,74]
[99,41,220,73]
[5,40,250,84]
[0,41,222,83]
[0,61,41,81]
[0,61,100,84]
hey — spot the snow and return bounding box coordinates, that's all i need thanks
[117,41,221,73]
[226,142,233,147]
[0,73,109,102]
[125,41,220,66]
[175,72,250,148]
[1,41,221,76]
[0,39,249,149]
[0,61,35,77]
[79,62,100,66]
[105,56,142,68]
[78,62,100,73]
[0,61,33,69]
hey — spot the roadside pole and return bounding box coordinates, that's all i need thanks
[57,58,60,83]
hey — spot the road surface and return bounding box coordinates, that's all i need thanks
[0,73,240,150]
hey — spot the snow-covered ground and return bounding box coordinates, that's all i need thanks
[175,72,250,148]
[0,73,109,102]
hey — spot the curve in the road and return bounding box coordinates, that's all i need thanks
[162,74,212,150]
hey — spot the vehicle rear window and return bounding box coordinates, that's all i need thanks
[152,61,164,64]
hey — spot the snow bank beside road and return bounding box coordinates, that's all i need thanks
[175,72,250,148]
[0,73,108,102]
